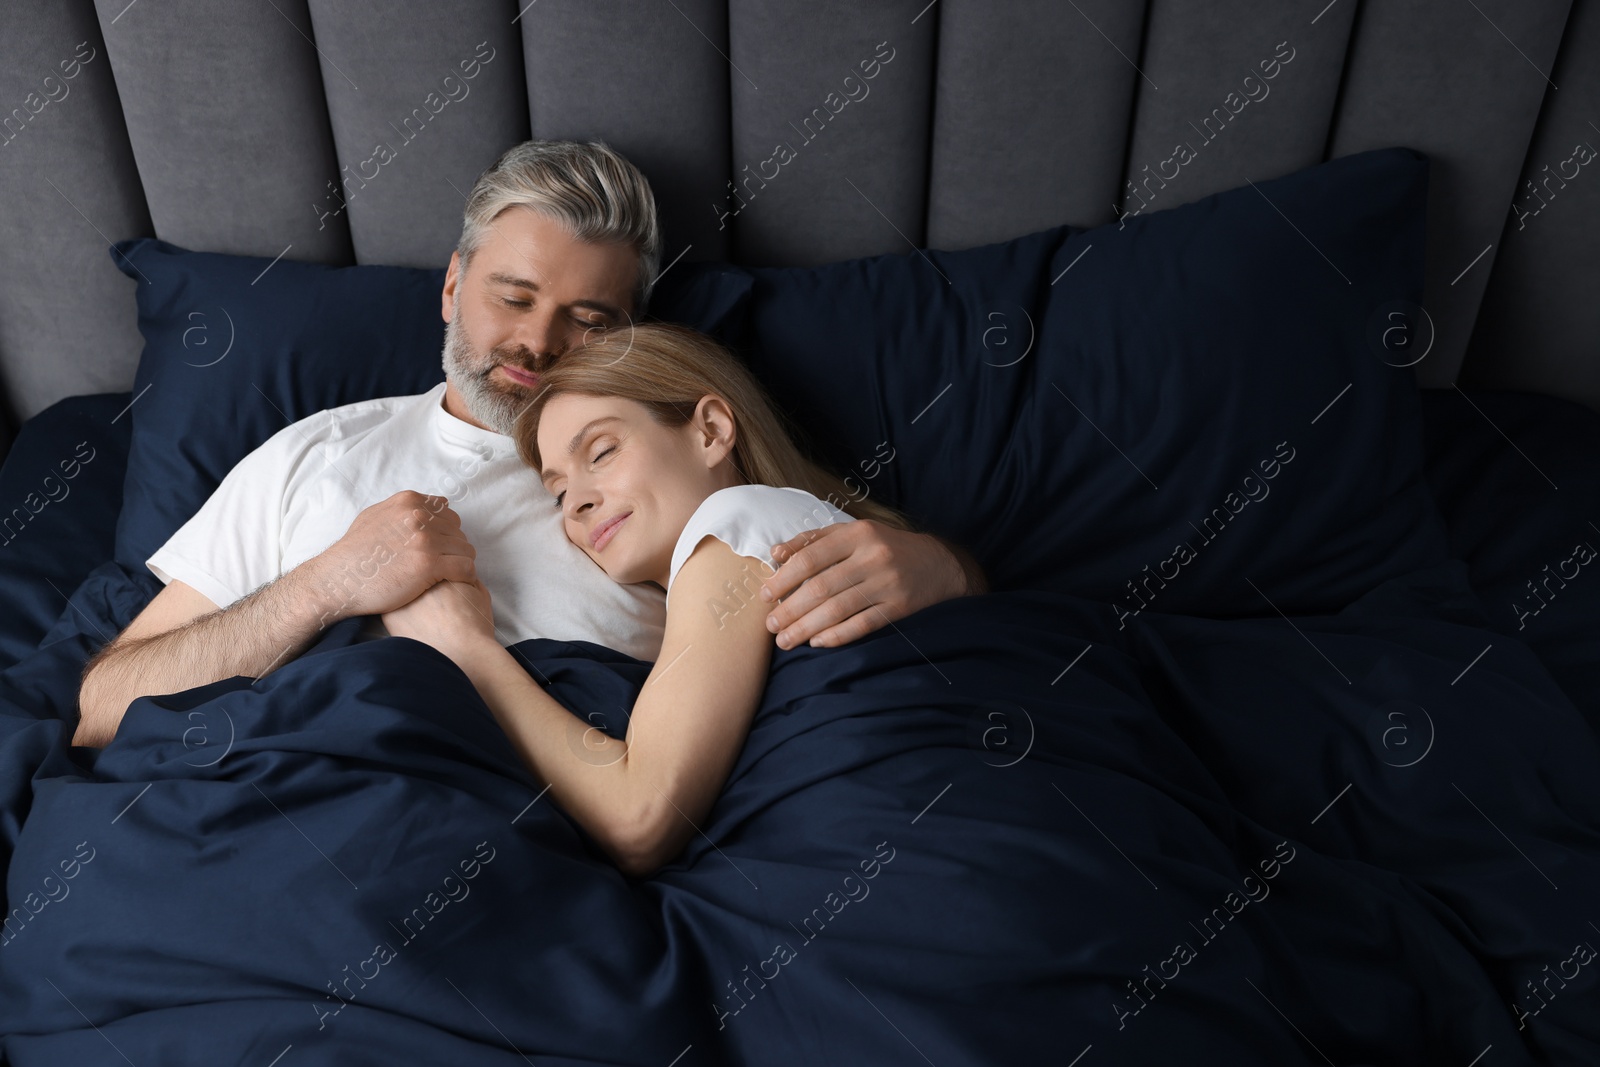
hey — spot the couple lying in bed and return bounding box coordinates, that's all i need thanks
[383,319,927,877]
[73,138,986,878]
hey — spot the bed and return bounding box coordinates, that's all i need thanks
[3,3,1599,1066]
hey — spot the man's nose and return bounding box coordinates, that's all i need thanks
[518,308,568,363]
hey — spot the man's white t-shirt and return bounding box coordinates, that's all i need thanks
[666,485,854,596]
[146,381,668,662]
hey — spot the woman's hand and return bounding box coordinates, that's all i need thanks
[380,577,498,666]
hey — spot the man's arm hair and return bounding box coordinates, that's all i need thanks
[931,532,989,596]
[891,513,988,598]
[74,568,338,749]
[75,490,480,749]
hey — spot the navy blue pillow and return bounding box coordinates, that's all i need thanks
[0,393,131,666]
[109,239,448,569]
[112,147,1450,624]
[659,147,1454,620]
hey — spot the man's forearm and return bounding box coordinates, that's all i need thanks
[75,567,341,748]
[938,535,989,596]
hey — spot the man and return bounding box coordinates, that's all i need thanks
[74,140,986,749]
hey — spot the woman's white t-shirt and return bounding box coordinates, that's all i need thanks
[666,485,855,596]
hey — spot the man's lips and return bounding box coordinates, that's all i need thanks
[590,512,631,551]
[499,363,538,387]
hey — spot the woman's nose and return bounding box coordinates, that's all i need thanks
[566,490,597,519]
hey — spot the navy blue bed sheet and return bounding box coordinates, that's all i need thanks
[0,387,1597,1066]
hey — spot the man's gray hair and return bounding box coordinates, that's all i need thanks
[456,140,663,312]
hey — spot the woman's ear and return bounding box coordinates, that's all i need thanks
[691,393,738,467]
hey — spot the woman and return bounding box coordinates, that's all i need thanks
[380,323,915,878]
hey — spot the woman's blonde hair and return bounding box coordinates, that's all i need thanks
[513,322,915,532]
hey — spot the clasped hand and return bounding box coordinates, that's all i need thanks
[380,576,497,664]
[352,493,979,658]
[307,489,495,662]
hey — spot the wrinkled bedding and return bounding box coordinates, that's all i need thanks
[5,383,1600,1064]
[3,556,1597,1065]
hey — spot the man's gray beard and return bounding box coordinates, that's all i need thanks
[440,302,537,437]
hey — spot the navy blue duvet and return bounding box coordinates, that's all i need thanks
[3,556,1599,1066]
[5,381,1600,1064]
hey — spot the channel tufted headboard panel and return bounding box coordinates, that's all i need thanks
[1,0,1595,450]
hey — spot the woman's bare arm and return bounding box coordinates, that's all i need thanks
[401,537,775,878]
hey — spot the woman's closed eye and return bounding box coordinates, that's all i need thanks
[552,445,615,508]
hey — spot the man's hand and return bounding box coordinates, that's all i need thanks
[381,577,498,666]
[757,521,986,649]
[304,491,479,623]
[73,490,484,750]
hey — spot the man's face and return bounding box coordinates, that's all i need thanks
[440,206,639,435]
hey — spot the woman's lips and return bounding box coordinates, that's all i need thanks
[499,363,538,387]
[591,512,631,551]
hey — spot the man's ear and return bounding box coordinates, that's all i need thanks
[692,394,738,467]
[442,251,461,324]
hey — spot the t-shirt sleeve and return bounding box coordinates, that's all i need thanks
[668,486,855,594]
[145,421,313,610]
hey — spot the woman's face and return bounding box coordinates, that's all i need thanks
[537,392,742,588]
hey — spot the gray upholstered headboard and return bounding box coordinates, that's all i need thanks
[1,0,1596,455]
